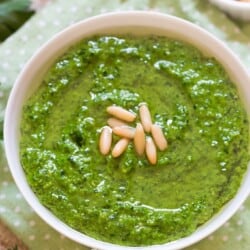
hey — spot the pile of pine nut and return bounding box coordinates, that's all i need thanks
[99,103,168,165]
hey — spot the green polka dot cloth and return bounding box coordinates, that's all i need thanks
[0,0,250,249]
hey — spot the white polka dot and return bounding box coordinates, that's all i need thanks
[44,234,51,240]
[19,63,25,70]
[14,221,20,227]
[222,235,229,242]
[3,166,9,172]
[237,219,243,226]
[60,234,65,240]
[150,8,160,12]
[2,181,8,187]
[19,49,26,55]
[36,34,44,41]
[56,6,62,13]
[0,76,7,84]
[29,235,35,241]
[29,220,36,227]
[167,7,175,13]
[15,206,21,213]
[68,20,75,26]
[239,205,245,211]
[236,234,243,241]
[53,20,60,27]
[128,6,136,11]
[85,7,93,13]
[38,20,46,27]
[16,193,22,200]
[2,62,10,69]
[100,8,107,13]
[0,207,6,213]
[4,49,11,55]
[233,27,240,33]
[208,235,214,241]
[70,6,77,12]
[29,207,35,213]
[0,193,6,200]
[21,35,28,42]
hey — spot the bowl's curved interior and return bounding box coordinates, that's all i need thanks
[4,11,250,250]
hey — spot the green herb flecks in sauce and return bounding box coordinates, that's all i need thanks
[20,35,249,246]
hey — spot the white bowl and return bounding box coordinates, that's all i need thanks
[209,0,250,21]
[4,11,250,250]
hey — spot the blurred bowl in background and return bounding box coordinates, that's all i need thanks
[209,0,250,21]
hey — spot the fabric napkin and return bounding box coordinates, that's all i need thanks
[0,0,250,249]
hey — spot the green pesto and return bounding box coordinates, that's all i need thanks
[20,35,249,246]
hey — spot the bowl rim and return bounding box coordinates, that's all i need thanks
[4,10,250,250]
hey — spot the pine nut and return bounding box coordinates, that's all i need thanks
[107,117,128,128]
[107,106,136,122]
[146,136,157,165]
[112,138,130,158]
[113,126,135,139]
[99,126,112,155]
[134,123,145,156]
[151,124,168,151]
[139,103,152,133]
